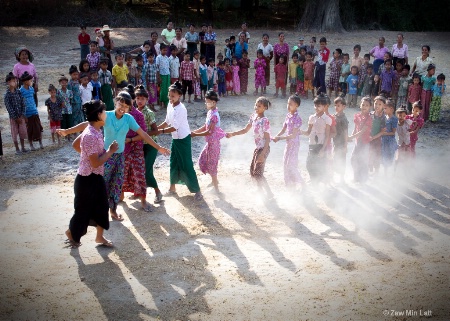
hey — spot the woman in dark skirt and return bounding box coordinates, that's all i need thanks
[64,100,119,248]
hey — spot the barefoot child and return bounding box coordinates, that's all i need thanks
[333,96,349,183]
[57,75,74,141]
[395,107,412,172]
[191,90,226,191]
[231,57,240,95]
[4,72,28,154]
[274,55,287,98]
[407,73,421,113]
[429,73,446,122]
[45,84,63,145]
[254,49,267,96]
[19,72,43,150]
[79,73,93,106]
[199,55,208,99]
[381,99,398,175]
[98,58,115,111]
[180,52,195,103]
[406,102,424,157]
[303,52,315,99]
[273,95,304,189]
[368,95,386,175]
[156,44,171,108]
[238,51,250,94]
[142,53,158,110]
[226,97,273,198]
[68,65,84,125]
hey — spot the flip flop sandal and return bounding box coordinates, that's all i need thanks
[111,214,124,221]
[97,241,114,247]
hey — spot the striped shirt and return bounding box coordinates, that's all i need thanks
[98,69,113,85]
[142,62,157,86]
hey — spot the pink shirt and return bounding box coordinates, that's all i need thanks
[78,125,105,176]
[13,62,38,85]
[248,113,270,149]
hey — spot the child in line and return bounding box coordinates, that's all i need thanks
[57,75,74,140]
[156,44,170,109]
[217,52,224,65]
[301,93,332,183]
[346,66,359,108]
[112,53,129,93]
[274,55,287,98]
[407,74,422,113]
[349,96,373,183]
[361,64,375,98]
[79,59,91,79]
[169,45,180,84]
[207,58,218,91]
[142,53,158,110]
[98,58,115,111]
[199,55,208,99]
[333,96,349,183]
[238,50,250,94]
[397,64,411,109]
[216,61,226,98]
[68,65,84,125]
[226,97,273,198]
[231,57,240,95]
[368,95,386,175]
[351,44,364,71]
[4,72,28,154]
[224,58,233,95]
[371,74,381,101]
[339,53,350,96]
[191,90,226,192]
[288,54,298,95]
[129,54,143,86]
[79,73,93,105]
[193,51,202,100]
[313,37,330,94]
[180,52,196,103]
[254,49,267,96]
[296,57,305,96]
[381,99,398,175]
[303,52,315,99]
[420,64,436,121]
[20,72,44,150]
[327,48,342,98]
[86,41,101,72]
[405,102,424,157]
[90,70,102,101]
[380,59,396,97]
[78,25,90,60]
[358,54,371,97]
[391,59,404,106]
[429,73,446,122]
[395,107,412,171]
[273,95,304,189]
[45,84,64,145]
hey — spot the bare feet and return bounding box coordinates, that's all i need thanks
[110,209,124,221]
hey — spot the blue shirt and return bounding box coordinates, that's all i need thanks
[104,111,140,153]
[346,75,359,95]
[234,42,248,60]
[20,86,38,117]
[432,83,446,97]
[156,54,170,75]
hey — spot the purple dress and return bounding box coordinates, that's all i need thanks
[283,112,303,186]
[254,58,266,89]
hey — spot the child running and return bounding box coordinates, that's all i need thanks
[226,97,273,198]
[273,95,304,189]
[191,90,226,192]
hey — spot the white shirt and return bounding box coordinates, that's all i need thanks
[397,119,413,146]
[308,113,332,145]
[169,55,180,78]
[257,43,274,57]
[165,102,190,139]
[79,83,93,105]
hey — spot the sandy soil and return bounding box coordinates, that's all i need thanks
[0,27,449,320]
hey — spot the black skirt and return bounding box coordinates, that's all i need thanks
[70,173,109,243]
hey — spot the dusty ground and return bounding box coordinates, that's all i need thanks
[0,27,449,321]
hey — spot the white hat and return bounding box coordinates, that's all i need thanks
[101,25,113,32]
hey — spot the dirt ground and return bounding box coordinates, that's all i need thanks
[0,27,449,321]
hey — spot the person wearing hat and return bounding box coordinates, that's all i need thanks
[4,72,29,154]
[78,25,91,60]
[101,25,115,71]
[19,71,43,150]
[191,90,225,192]
[13,46,39,107]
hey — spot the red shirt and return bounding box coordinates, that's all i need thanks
[274,63,287,80]
[408,83,422,104]
[78,33,91,45]
[354,112,373,144]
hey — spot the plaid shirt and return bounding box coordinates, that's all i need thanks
[4,88,26,119]
[358,63,368,85]
[141,105,157,142]
[86,52,101,72]
[180,61,195,81]
[142,62,157,86]
[98,69,112,85]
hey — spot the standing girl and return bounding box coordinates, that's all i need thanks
[64,101,117,248]
[405,102,424,157]
[57,75,74,141]
[407,73,422,113]
[273,95,304,188]
[429,73,446,122]
[68,65,84,125]
[13,46,39,107]
[326,49,342,98]
[226,97,273,198]
[274,55,287,98]
[420,64,436,121]
[238,51,250,95]
[45,84,64,145]
[254,49,266,96]
[191,90,226,191]
[224,58,233,95]
[257,34,274,93]
[157,82,203,201]
[79,59,91,79]
[185,24,199,60]
[381,99,398,174]
[231,57,241,95]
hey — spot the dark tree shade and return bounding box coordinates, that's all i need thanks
[299,0,344,32]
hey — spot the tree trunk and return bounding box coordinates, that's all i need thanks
[298,0,344,32]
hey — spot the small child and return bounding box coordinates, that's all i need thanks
[224,38,232,60]
[381,99,398,174]
[90,70,102,101]
[371,74,381,100]
[288,54,298,95]
[420,64,436,121]
[45,84,63,144]
[254,49,267,96]
[339,53,351,97]
[169,45,180,84]
[238,51,250,94]
[429,73,446,122]
[395,107,412,171]
[391,59,404,106]
[231,57,240,95]
[112,53,129,92]
[217,52,224,65]
[351,44,364,71]
[192,51,202,100]
[380,59,396,98]
[228,36,236,57]
[358,54,371,97]
[86,41,101,72]
[79,59,91,78]
[301,93,332,183]
[142,53,158,110]
[207,58,218,91]
[361,64,375,98]
[397,64,411,109]
[349,96,373,183]
[191,90,226,191]
[199,55,208,99]
[368,95,386,175]
[378,52,392,75]
[128,54,143,86]
[313,37,330,94]
[327,48,342,98]
[405,101,424,157]
[156,44,170,108]
[19,71,44,150]
[78,25,90,60]
[98,58,114,111]
[224,58,233,95]
[296,57,305,96]
[407,74,422,113]
[79,73,93,106]
[333,96,349,183]
[68,65,84,125]
[4,72,28,153]
[346,66,359,108]
[180,52,196,102]
[57,75,74,139]
[273,95,304,189]
[274,55,288,98]
[95,28,105,55]
[303,52,315,99]
[216,61,226,98]
[226,97,273,198]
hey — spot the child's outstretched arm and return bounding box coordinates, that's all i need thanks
[89,140,119,168]
[135,127,170,155]
[191,124,209,137]
[226,123,252,138]
[57,121,89,136]
[300,124,313,136]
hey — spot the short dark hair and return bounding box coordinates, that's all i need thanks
[83,100,106,122]
[314,92,330,105]
[334,96,346,105]
[412,101,423,110]
[343,53,350,58]
[169,81,183,94]
[364,53,370,59]
[256,96,271,109]
[402,64,411,71]
[288,95,301,106]
[353,44,361,51]
[437,73,446,81]
[134,84,149,98]
[319,37,327,43]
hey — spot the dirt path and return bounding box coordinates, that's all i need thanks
[0,27,449,320]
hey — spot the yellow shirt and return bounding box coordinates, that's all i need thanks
[288,61,298,79]
[112,64,129,84]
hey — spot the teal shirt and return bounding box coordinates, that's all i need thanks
[421,75,436,91]
[104,111,140,153]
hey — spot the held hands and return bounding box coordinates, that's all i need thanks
[225,132,233,138]
[190,131,197,137]
[158,147,171,156]
[108,140,119,154]
[272,136,280,143]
